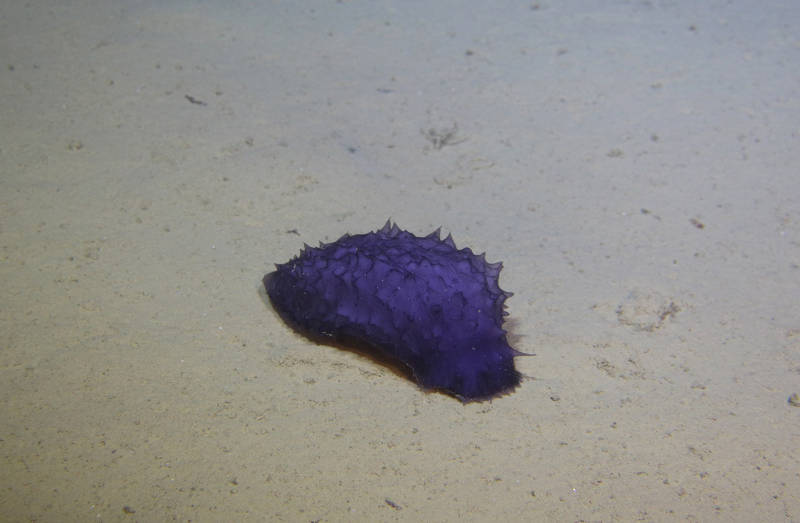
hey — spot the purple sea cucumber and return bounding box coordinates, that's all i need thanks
[264,221,522,401]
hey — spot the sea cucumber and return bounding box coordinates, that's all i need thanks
[264,221,522,401]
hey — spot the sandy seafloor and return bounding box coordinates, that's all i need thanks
[1,1,799,521]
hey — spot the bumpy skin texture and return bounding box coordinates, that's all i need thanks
[265,221,521,401]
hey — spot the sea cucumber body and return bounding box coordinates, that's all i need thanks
[265,221,521,401]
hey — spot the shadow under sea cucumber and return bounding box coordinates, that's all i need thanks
[264,220,522,401]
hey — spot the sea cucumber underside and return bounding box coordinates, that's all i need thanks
[264,220,522,401]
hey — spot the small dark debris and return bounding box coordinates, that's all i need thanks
[422,123,465,150]
[690,218,705,229]
[641,208,662,221]
[385,498,402,510]
[185,94,207,106]
[286,229,300,236]
[788,393,800,407]
[122,506,135,514]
